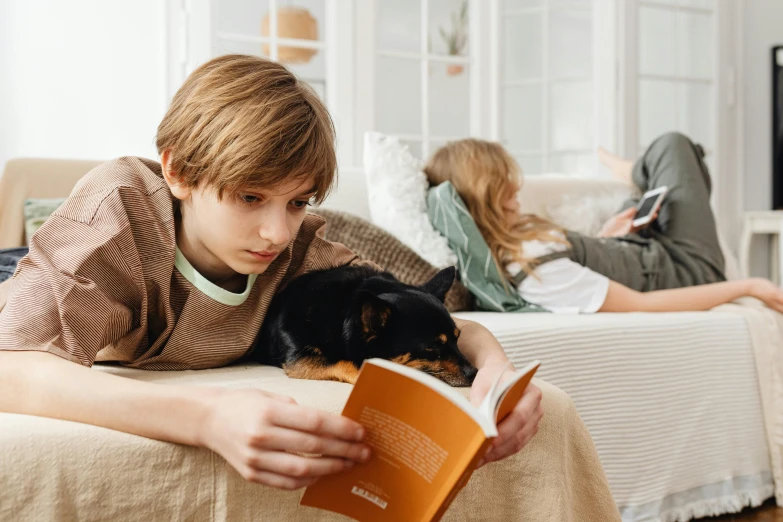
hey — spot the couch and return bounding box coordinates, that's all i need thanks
[1,158,782,522]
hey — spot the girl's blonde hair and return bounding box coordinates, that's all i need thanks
[156,54,335,204]
[424,138,566,279]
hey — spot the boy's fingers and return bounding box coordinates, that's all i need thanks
[486,404,543,462]
[243,468,321,490]
[262,391,298,404]
[492,385,541,445]
[269,402,365,442]
[252,427,371,462]
[487,420,539,462]
[247,451,355,480]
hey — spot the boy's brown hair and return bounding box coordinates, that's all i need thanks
[156,54,336,203]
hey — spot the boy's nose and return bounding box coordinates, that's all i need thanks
[258,212,291,246]
[260,227,290,248]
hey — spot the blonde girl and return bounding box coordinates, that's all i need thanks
[425,133,783,314]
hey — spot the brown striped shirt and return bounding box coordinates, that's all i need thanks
[0,157,359,370]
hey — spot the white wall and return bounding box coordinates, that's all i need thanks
[742,0,783,276]
[0,0,167,171]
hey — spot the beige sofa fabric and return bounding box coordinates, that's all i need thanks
[0,365,620,522]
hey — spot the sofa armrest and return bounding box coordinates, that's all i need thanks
[0,158,101,248]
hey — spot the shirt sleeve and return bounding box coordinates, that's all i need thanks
[517,257,610,314]
[0,215,140,366]
[281,214,365,280]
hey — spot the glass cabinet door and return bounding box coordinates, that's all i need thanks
[375,0,473,160]
[500,0,594,176]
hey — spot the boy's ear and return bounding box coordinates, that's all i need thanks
[160,149,191,201]
[358,291,393,340]
[420,267,456,303]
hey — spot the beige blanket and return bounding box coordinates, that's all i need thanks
[0,366,621,521]
[726,299,783,505]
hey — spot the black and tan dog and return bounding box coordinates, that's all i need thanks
[253,265,477,386]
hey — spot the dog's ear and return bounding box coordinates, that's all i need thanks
[420,266,456,303]
[358,291,393,339]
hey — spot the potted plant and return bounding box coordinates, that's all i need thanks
[439,0,468,76]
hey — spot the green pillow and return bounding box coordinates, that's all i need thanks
[24,198,66,245]
[426,182,547,313]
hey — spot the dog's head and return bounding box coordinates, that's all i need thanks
[352,267,477,386]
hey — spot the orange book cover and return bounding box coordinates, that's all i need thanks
[300,358,540,522]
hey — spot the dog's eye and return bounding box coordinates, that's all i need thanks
[437,334,448,344]
[454,328,460,339]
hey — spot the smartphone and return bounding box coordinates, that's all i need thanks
[632,186,667,228]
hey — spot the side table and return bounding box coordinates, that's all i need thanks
[739,210,783,284]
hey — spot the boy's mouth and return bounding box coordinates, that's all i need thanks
[248,250,279,262]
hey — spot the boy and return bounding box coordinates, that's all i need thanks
[0,55,541,491]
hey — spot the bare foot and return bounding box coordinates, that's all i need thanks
[598,147,633,184]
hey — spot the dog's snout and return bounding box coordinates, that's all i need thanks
[462,364,478,383]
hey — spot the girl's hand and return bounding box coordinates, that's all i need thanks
[598,207,659,238]
[470,361,543,467]
[198,388,372,490]
[747,278,783,313]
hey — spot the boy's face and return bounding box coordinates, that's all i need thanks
[191,179,315,276]
[163,153,316,283]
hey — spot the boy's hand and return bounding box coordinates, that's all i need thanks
[470,361,543,467]
[198,388,371,490]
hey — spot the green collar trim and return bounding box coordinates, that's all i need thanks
[174,247,257,306]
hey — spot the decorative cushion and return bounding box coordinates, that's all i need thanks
[23,198,66,245]
[362,132,457,268]
[426,182,543,313]
[310,208,474,312]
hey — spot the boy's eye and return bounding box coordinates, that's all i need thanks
[291,199,311,209]
[239,194,261,204]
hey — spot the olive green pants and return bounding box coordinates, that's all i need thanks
[567,132,726,291]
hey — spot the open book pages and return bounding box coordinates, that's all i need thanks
[363,358,498,436]
[368,357,541,435]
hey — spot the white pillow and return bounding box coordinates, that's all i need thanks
[544,190,634,237]
[363,132,457,268]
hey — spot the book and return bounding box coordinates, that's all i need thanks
[300,357,541,522]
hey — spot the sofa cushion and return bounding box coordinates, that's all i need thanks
[362,132,457,268]
[426,182,546,313]
[23,197,66,245]
[311,208,474,312]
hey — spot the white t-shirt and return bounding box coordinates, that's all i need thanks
[505,238,609,314]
